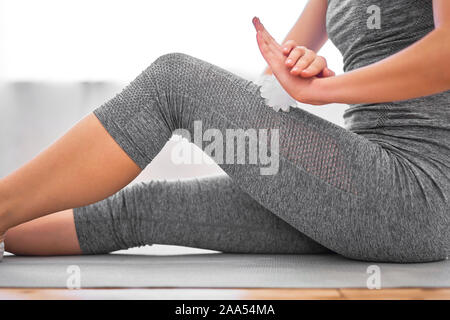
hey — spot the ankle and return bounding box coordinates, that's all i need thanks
[0,180,13,235]
[0,217,8,239]
[0,212,9,237]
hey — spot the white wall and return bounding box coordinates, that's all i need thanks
[0,0,343,82]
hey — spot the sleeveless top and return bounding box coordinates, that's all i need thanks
[326,0,450,199]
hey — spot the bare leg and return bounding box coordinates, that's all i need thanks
[0,114,141,235]
[4,210,82,256]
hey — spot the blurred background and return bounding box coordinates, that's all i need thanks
[0,0,346,254]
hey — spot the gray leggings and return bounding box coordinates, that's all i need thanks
[73,53,449,263]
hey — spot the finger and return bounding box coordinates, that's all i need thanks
[253,16,272,44]
[290,50,316,75]
[253,17,274,49]
[256,31,268,55]
[256,31,284,74]
[300,56,327,77]
[321,67,336,77]
[285,46,307,67]
[260,29,284,61]
[281,40,297,55]
[256,31,273,63]
[256,19,283,51]
[253,17,281,51]
[258,28,276,55]
[252,17,264,32]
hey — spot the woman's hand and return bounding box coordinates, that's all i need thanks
[282,40,335,78]
[253,17,331,105]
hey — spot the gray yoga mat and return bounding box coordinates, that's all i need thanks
[0,253,449,288]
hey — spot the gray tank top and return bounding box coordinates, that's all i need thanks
[326,0,449,193]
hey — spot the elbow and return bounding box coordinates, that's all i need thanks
[433,28,450,86]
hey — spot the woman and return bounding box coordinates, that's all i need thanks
[0,0,449,263]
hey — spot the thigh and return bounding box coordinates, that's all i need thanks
[172,55,444,262]
[167,55,444,262]
[74,175,330,254]
[93,53,446,262]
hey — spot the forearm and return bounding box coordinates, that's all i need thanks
[314,28,450,105]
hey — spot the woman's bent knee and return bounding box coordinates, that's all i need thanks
[146,52,193,78]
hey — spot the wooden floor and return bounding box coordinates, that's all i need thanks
[0,288,449,300]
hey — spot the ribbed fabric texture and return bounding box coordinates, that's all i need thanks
[74,176,330,255]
